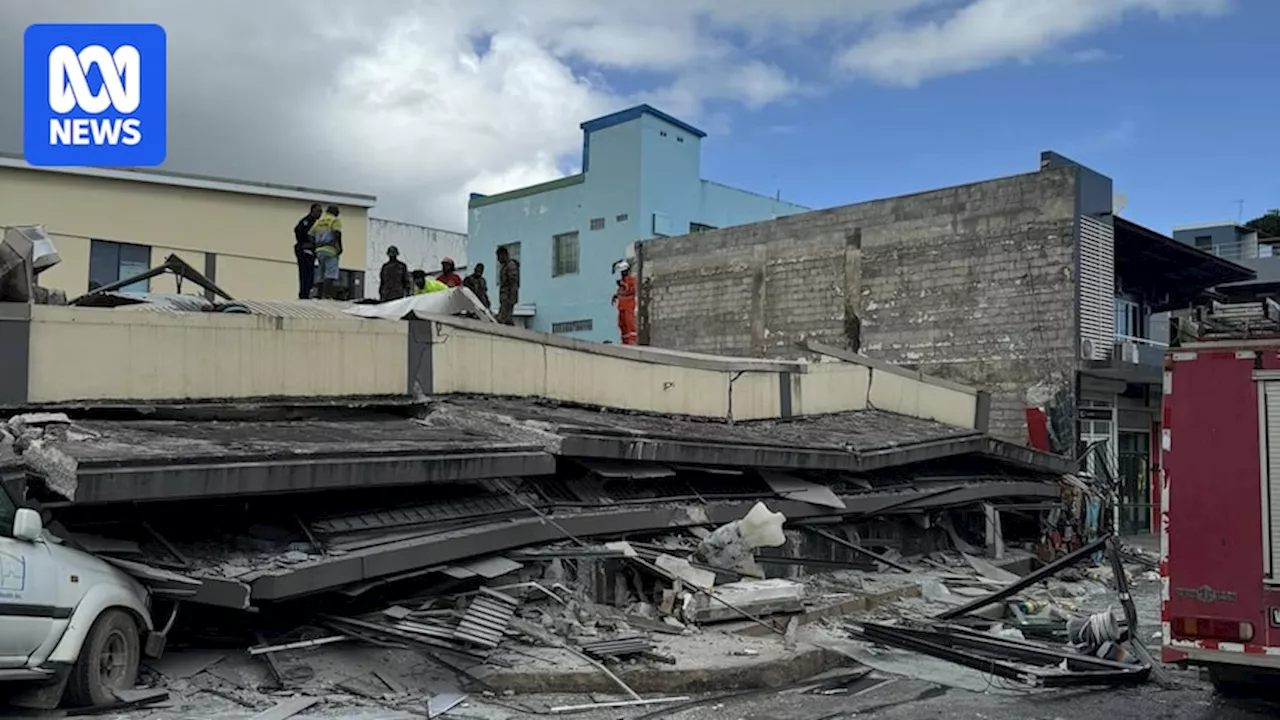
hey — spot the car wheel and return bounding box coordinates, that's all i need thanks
[65,609,140,707]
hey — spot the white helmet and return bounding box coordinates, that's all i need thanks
[616,260,630,272]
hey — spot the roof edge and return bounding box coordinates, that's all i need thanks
[1171,221,1254,233]
[0,154,378,208]
[580,104,707,139]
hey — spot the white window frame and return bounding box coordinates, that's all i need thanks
[552,232,579,277]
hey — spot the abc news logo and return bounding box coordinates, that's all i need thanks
[48,44,143,147]
[23,24,166,167]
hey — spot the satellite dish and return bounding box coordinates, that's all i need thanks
[1113,192,1129,214]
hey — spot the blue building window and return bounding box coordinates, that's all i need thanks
[552,232,579,277]
[499,242,521,262]
[88,239,151,293]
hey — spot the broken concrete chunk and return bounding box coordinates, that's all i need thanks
[693,578,804,624]
[22,438,78,502]
[7,412,71,433]
[604,540,638,558]
[0,429,14,462]
[654,554,715,591]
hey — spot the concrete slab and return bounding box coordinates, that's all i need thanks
[471,637,856,695]
[429,398,1073,474]
[50,418,556,504]
[244,483,1058,602]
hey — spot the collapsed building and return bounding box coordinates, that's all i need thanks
[0,271,1083,611]
[3,234,1153,715]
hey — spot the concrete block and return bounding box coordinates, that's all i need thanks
[694,578,806,624]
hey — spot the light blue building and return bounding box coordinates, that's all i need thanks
[466,105,810,341]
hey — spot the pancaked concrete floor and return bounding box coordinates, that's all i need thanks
[24,559,1276,720]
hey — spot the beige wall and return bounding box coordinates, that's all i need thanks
[429,320,980,425]
[793,363,978,427]
[430,323,783,419]
[15,308,978,429]
[0,167,368,300]
[26,305,405,403]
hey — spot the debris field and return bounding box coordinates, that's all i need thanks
[0,401,1168,718]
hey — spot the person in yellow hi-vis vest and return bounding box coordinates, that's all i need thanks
[411,270,448,294]
[307,204,343,299]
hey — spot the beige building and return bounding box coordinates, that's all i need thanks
[0,154,376,300]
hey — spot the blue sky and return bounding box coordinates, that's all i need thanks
[688,4,1279,235]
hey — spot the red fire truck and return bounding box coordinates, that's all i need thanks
[1162,298,1280,689]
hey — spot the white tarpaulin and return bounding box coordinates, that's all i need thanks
[343,287,495,322]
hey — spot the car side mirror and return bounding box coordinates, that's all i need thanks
[12,508,43,542]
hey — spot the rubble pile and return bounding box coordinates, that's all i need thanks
[66,510,1161,717]
[0,402,1156,717]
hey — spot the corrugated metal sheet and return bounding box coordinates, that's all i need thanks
[581,637,655,659]
[367,219,467,300]
[1079,215,1116,360]
[119,298,358,319]
[453,588,519,649]
[108,295,356,318]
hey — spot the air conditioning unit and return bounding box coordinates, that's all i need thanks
[1115,340,1140,364]
[1080,338,1096,360]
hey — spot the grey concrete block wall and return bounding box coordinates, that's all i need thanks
[641,165,1080,445]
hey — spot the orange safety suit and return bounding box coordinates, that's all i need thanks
[614,274,638,345]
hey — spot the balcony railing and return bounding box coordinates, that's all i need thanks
[1196,239,1275,261]
[1113,335,1166,367]
[1115,334,1167,348]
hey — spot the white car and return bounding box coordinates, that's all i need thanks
[0,486,162,708]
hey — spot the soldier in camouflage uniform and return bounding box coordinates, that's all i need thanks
[496,246,520,325]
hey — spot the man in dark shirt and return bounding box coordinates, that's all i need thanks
[462,262,490,309]
[293,203,322,299]
[378,246,411,301]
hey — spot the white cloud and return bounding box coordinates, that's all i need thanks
[0,0,1231,231]
[836,0,1231,86]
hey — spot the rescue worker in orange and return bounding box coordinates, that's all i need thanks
[612,260,638,345]
[438,257,463,288]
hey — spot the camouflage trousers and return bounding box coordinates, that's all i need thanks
[497,288,517,325]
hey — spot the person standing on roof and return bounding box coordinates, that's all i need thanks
[412,269,448,294]
[379,246,411,301]
[496,246,520,325]
[462,262,490,309]
[612,260,638,345]
[292,203,322,299]
[438,257,463,288]
[308,204,343,299]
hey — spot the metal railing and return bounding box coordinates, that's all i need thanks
[1195,238,1275,261]
[1115,334,1167,348]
